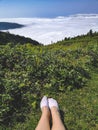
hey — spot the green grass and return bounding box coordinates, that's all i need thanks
[11,69,98,130]
[0,32,98,130]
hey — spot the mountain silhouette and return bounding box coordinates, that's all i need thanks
[0,22,25,30]
[0,31,41,45]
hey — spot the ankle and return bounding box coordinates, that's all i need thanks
[51,106,59,113]
[50,107,60,117]
[42,106,50,117]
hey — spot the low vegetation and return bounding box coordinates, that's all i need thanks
[0,30,98,130]
[0,31,40,45]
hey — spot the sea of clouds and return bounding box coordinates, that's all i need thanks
[0,14,98,45]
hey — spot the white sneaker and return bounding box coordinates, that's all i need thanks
[40,96,49,109]
[48,98,59,109]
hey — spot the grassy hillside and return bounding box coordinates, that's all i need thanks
[0,31,40,45]
[0,31,98,130]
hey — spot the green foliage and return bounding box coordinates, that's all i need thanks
[0,31,41,45]
[0,31,98,129]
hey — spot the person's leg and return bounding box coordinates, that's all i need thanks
[35,96,50,130]
[48,98,66,130]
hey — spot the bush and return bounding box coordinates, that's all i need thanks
[0,33,98,129]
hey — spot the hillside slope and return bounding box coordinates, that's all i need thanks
[0,31,98,130]
[0,31,40,45]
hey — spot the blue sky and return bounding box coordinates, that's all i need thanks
[0,0,98,18]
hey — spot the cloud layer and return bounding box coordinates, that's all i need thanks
[0,14,98,45]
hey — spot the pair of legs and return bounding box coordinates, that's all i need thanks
[35,96,65,130]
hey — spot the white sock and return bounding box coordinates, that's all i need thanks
[40,96,49,109]
[48,98,59,109]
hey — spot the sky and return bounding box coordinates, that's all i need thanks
[0,0,98,18]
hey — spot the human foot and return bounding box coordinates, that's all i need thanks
[40,96,50,116]
[40,96,49,109]
[48,98,60,121]
[48,98,59,110]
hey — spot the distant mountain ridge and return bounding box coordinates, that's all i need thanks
[0,31,41,45]
[0,22,25,30]
[70,14,98,18]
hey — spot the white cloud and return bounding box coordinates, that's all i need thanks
[0,14,98,45]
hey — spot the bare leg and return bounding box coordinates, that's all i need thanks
[35,107,50,130]
[51,107,65,130]
[48,98,66,130]
[36,96,66,130]
[35,96,51,130]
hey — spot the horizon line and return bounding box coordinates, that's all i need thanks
[0,13,98,19]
